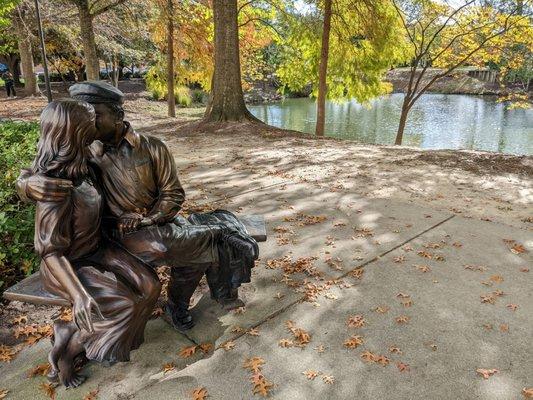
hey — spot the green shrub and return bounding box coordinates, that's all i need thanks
[145,66,193,106]
[0,121,39,293]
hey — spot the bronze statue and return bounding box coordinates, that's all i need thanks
[31,99,161,388]
[18,81,257,334]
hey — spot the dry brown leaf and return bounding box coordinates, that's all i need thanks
[162,363,176,373]
[351,267,365,280]
[401,300,413,308]
[230,326,246,334]
[314,345,326,353]
[82,389,99,400]
[346,315,365,328]
[375,355,390,366]
[396,292,410,299]
[191,387,208,400]
[278,339,293,348]
[179,345,197,358]
[397,362,410,372]
[243,357,265,374]
[476,368,499,379]
[198,343,213,354]
[500,324,509,333]
[375,306,389,313]
[396,315,410,324]
[522,387,533,398]
[10,315,28,325]
[507,304,519,311]
[218,341,236,351]
[361,351,376,363]
[389,346,402,354]
[343,335,364,349]
[251,374,273,397]
[27,362,51,377]
[489,275,504,283]
[510,243,526,254]
[0,344,19,362]
[248,328,260,337]
[520,267,529,272]
[303,370,319,380]
[322,375,335,384]
[0,389,8,400]
[39,382,56,399]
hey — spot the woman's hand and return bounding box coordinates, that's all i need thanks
[72,292,104,333]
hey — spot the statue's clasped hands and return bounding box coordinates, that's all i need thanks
[118,210,163,236]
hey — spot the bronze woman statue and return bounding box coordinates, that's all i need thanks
[32,99,161,388]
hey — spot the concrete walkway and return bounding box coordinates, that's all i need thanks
[0,134,531,399]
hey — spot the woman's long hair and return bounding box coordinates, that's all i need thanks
[32,99,96,180]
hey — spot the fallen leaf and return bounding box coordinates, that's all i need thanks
[374,306,389,313]
[396,315,410,324]
[0,344,19,362]
[507,304,519,311]
[243,357,265,374]
[346,315,365,328]
[0,389,8,399]
[375,355,390,366]
[401,300,413,308]
[192,387,208,400]
[397,362,410,372]
[251,373,273,397]
[162,362,176,373]
[522,387,533,398]
[396,292,410,299]
[302,370,319,380]
[27,362,51,377]
[389,346,402,354]
[278,339,294,348]
[198,343,213,354]
[361,351,376,363]
[489,275,504,283]
[39,382,56,399]
[314,345,326,353]
[343,335,364,349]
[218,341,236,351]
[10,315,27,325]
[248,328,260,337]
[82,389,99,400]
[179,345,197,358]
[510,243,526,254]
[520,267,529,272]
[322,375,335,384]
[476,368,499,379]
[500,324,509,333]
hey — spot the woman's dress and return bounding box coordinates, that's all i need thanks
[34,175,160,363]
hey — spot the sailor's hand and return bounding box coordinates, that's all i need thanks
[118,212,144,236]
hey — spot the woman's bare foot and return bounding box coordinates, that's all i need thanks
[58,331,86,388]
[48,321,76,383]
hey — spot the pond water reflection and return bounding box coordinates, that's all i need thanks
[248,93,533,155]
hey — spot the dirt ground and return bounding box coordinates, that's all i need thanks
[0,94,531,353]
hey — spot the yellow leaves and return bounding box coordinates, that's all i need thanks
[285,321,311,347]
[351,267,365,280]
[162,362,176,373]
[303,370,319,380]
[191,387,208,400]
[13,324,52,347]
[476,368,498,379]
[39,382,56,399]
[218,341,236,351]
[343,335,364,349]
[82,389,99,400]
[0,389,8,399]
[27,363,51,378]
[346,315,365,328]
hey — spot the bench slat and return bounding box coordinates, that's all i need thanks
[3,214,267,306]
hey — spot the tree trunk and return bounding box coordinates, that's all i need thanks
[315,0,332,137]
[166,0,176,117]
[12,7,38,96]
[77,0,100,81]
[203,0,258,122]
[395,97,410,145]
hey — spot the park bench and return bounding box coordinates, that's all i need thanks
[2,215,267,306]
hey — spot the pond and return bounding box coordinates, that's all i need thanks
[248,93,533,156]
